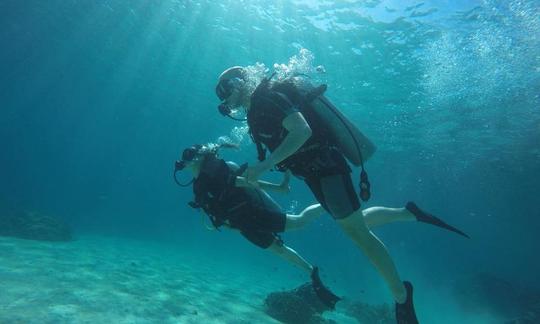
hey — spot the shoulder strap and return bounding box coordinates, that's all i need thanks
[254,137,266,161]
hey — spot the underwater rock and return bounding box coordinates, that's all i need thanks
[454,273,540,321]
[344,302,394,324]
[505,299,540,324]
[506,315,539,324]
[264,283,335,324]
[0,209,72,242]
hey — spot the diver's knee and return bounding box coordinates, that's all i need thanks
[267,238,285,252]
[336,208,366,223]
[337,211,371,234]
[328,207,353,220]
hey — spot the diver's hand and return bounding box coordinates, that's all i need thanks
[235,176,248,187]
[244,161,272,185]
[278,170,291,193]
[235,176,259,188]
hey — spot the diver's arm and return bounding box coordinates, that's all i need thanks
[255,179,287,192]
[245,112,311,182]
[255,171,290,193]
[235,174,290,194]
[266,112,312,167]
[262,169,291,193]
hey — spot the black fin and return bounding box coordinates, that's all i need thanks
[396,281,419,324]
[311,267,341,309]
[406,202,470,239]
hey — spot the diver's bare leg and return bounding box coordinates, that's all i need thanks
[286,205,415,232]
[316,174,407,303]
[362,207,415,228]
[366,204,470,238]
[285,204,325,231]
[337,211,407,303]
[268,239,341,308]
[267,240,313,274]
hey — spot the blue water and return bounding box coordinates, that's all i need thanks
[1,0,539,323]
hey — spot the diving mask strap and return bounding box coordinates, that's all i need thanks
[256,141,266,161]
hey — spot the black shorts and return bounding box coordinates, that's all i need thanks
[305,172,361,219]
[238,210,286,249]
[289,147,361,219]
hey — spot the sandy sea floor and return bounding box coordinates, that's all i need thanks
[0,235,362,323]
[0,234,508,324]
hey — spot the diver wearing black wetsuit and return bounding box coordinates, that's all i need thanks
[191,154,286,248]
[247,78,362,218]
[174,143,341,309]
[215,66,470,324]
[215,66,420,323]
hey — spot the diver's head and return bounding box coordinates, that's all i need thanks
[216,66,250,120]
[176,142,238,172]
[174,142,240,187]
[173,144,211,186]
[216,66,245,102]
[175,144,211,173]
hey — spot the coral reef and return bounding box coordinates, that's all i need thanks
[264,282,397,323]
[264,283,336,324]
[0,208,72,242]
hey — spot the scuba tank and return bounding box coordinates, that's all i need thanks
[293,76,376,166]
[293,76,376,201]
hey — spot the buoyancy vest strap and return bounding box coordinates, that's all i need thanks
[248,128,266,161]
[256,140,266,161]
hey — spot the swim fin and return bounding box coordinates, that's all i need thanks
[311,267,341,309]
[406,202,470,239]
[396,281,419,324]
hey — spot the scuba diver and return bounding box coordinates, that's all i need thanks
[214,66,470,324]
[174,142,341,308]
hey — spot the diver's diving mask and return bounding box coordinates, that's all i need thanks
[173,145,202,186]
[216,77,247,121]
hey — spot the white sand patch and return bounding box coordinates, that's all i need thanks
[0,235,292,323]
[49,304,78,316]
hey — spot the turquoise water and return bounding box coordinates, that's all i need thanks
[1,0,539,323]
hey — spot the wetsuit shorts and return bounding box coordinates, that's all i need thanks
[288,146,361,219]
[238,210,286,249]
